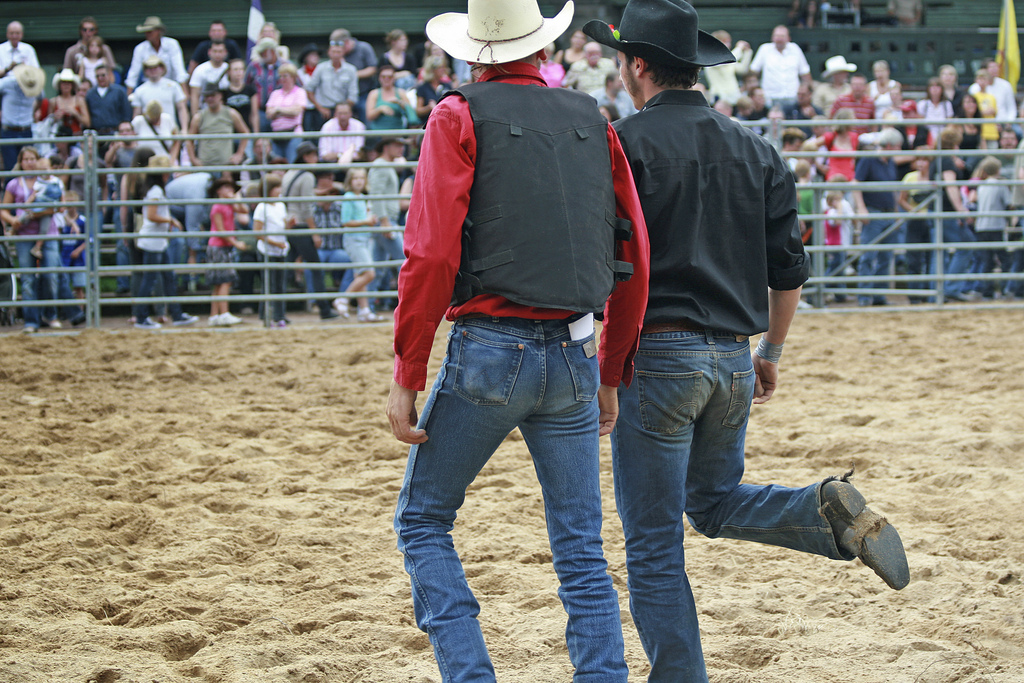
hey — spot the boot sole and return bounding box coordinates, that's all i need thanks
[823,482,910,590]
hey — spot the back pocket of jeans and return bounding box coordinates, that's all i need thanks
[637,369,703,434]
[454,330,525,406]
[560,335,599,402]
[723,367,755,429]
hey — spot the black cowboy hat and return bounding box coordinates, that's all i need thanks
[583,0,734,70]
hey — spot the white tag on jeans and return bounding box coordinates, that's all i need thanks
[568,313,595,341]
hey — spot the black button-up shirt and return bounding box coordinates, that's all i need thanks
[613,89,808,336]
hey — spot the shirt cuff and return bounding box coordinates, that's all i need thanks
[769,257,810,291]
[393,358,428,392]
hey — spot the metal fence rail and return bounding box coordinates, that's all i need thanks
[0,127,421,328]
[1,120,1022,330]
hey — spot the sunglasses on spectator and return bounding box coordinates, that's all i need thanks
[329,40,345,46]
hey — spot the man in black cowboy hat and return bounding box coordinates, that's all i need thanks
[584,1,909,680]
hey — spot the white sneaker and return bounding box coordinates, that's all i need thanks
[357,309,383,323]
[134,317,162,330]
[209,314,225,326]
[332,297,351,318]
[221,312,243,326]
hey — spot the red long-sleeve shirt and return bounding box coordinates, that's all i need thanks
[392,63,649,391]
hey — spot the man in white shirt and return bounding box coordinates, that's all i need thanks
[188,41,230,114]
[131,55,189,131]
[750,25,811,109]
[968,59,1017,122]
[125,17,188,93]
[0,22,40,77]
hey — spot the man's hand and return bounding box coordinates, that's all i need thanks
[597,384,619,436]
[752,354,778,404]
[387,380,427,444]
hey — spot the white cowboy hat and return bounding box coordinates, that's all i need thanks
[12,64,44,98]
[821,55,857,79]
[52,68,81,90]
[427,0,574,65]
[136,16,166,33]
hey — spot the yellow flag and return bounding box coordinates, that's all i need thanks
[998,0,1020,90]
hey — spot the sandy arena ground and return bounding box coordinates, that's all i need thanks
[0,308,1022,682]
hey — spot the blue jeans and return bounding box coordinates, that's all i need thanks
[857,209,896,305]
[936,219,975,297]
[394,317,628,682]
[272,135,303,164]
[904,219,931,297]
[1,128,28,173]
[372,231,404,295]
[1005,241,1024,297]
[265,255,287,322]
[133,249,184,321]
[825,250,848,301]
[612,331,846,682]
[316,247,354,293]
[14,238,41,329]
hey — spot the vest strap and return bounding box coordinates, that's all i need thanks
[613,216,632,242]
[468,249,514,272]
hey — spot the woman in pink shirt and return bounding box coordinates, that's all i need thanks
[265,63,308,162]
[206,178,248,326]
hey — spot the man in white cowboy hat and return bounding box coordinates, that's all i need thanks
[125,16,188,94]
[750,24,811,108]
[131,55,190,132]
[812,54,856,112]
[583,0,909,679]
[386,0,650,679]
[0,64,43,171]
[0,21,40,77]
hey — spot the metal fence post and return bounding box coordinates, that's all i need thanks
[82,130,101,328]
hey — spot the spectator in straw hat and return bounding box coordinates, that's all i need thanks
[812,54,855,112]
[583,0,909,677]
[132,99,181,162]
[49,68,90,136]
[244,37,288,132]
[0,64,44,170]
[125,16,188,93]
[387,0,650,679]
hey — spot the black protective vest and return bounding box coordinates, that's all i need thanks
[449,81,633,312]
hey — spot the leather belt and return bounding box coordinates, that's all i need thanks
[2,125,31,132]
[642,321,748,343]
[642,321,703,334]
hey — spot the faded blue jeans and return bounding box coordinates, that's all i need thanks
[612,331,847,682]
[394,316,628,683]
[857,209,897,305]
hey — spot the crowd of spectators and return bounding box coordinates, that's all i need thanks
[0,13,1022,331]
[700,23,1023,307]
